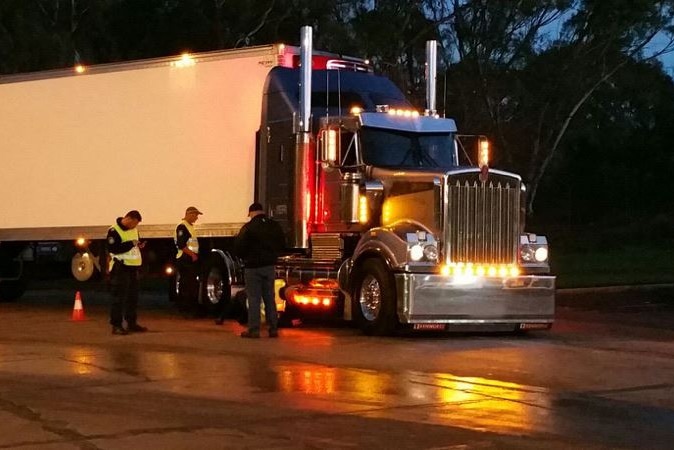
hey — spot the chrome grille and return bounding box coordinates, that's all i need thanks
[446,176,520,264]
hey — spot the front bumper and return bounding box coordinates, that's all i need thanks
[395,273,555,326]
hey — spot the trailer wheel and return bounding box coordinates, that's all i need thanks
[352,258,398,335]
[71,252,96,282]
[203,255,231,315]
[0,280,26,302]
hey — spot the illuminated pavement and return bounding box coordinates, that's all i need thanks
[0,287,673,449]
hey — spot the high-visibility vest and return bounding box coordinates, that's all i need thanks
[108,223,142,271]
[175,220,199,258]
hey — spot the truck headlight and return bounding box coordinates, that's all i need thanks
[423,244,438,261]
[404,229,438,263]
[410,244,424,261]
[409,243,439,262]
[534,247,548,262]
[519,234,549,264]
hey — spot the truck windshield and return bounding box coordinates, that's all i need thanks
[360,128,456,169]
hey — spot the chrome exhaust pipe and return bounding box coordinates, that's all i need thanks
[292,26,313,249]
[425,40,437,116]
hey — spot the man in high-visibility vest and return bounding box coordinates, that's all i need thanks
[106,210,147,335]
[174,206,202,316]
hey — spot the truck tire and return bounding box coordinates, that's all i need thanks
[0,280,27,302]
[352,258,398,335]
[202,254,231,315]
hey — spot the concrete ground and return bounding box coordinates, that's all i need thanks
[0,285,673,449]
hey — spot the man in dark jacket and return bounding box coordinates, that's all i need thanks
[234,202,285,338]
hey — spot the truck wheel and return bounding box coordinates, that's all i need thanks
[71,252,96,281]
[352,258,398,335]
[0,280,27,302]
[203,255,231,315]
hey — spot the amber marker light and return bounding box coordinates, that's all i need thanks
[165,265,174,276]
[326,129,338,161]
[478,139,490,168]
[74,64,86,74]
[75,237,87,247]
[172,53,196,68]
[358,195,369,224]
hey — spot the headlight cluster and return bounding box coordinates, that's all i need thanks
[407,231,438,263]
[519,234,549,263]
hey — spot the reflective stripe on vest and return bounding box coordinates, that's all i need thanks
[175,220,199,258]
[109,223,142,270]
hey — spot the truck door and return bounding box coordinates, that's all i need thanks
[256,121,295,234]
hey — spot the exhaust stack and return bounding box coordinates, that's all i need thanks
[291,26,313,249]
[425,40,437,116]
[299,27,312,133]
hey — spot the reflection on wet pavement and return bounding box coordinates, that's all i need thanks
[2,296,674,449]
[23,336,668,448]
[57,346,554,436]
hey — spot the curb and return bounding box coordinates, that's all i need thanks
[557,284,674,295]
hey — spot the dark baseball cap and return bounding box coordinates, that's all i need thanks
[248,202,264,213]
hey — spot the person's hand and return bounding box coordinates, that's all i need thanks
[137,241,146,249]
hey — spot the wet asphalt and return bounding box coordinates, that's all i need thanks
[0,284,672,449]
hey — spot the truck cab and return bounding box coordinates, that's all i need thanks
[255,44,555,334]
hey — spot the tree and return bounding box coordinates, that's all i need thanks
[536,59,674,225]
[440,0,674,214]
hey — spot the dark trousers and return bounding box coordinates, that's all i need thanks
[176,254,200,312]
[244,266,278,333]
[110,263,139,327]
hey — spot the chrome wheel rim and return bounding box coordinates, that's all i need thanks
[359,274,381,321]
[71,252,94,281]
[206,268,224,305]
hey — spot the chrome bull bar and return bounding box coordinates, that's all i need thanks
[395,272,555,325]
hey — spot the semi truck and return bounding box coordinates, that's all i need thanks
[0,27,554,334]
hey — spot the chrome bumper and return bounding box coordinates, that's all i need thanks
[395,273,555,325]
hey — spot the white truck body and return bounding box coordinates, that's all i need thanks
[0,46,289,240]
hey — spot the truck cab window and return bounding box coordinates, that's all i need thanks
[359,128,456,169]
[340,131,359,169]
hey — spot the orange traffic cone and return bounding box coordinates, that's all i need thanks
[71,291,85,321]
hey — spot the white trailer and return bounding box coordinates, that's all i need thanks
[0,45,302,299]
[0,45,293,241]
